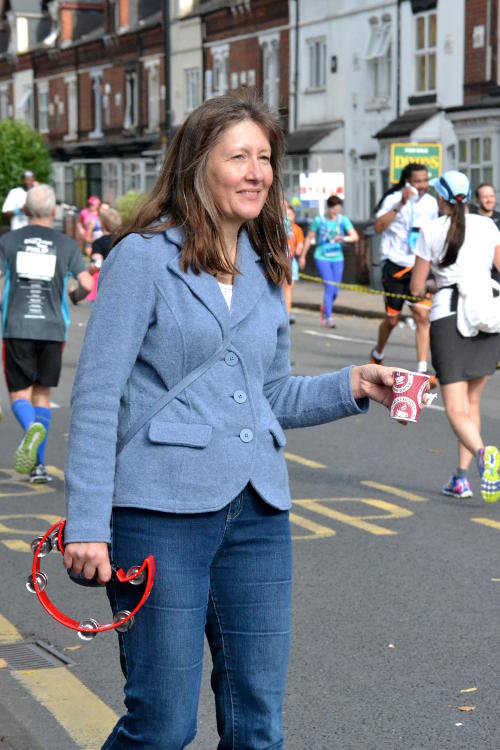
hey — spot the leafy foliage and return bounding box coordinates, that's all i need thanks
[115,190,144,221]
[0,120,52,216]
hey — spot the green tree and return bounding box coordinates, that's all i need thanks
[0,120,52,215]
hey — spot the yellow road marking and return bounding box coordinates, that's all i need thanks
[293,498,413,536]
[1,539,32,552]
[0,468,54,497]
[13,666,118,750]
[361,481,427,502]
[284,452,326,469]
[471,518,500,531]
[0,513,60,535]
[0,613,23,643]
[289,512,335,540]
[46,465,65,481]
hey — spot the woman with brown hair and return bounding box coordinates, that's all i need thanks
[63,93,399,749]
[411,171,500,502]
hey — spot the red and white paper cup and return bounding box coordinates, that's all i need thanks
[390,370,430,423]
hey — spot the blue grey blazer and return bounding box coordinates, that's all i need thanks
[64,227,368,543]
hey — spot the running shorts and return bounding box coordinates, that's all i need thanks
[2,338,63,392]
[382,259,432,315]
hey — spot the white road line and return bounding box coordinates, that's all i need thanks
[49,402,60,409]
[304,329,375,345]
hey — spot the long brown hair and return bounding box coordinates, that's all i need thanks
[116,92,290,286]
[439,202,466,267]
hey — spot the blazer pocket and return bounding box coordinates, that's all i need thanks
[269,419,287,448]
[148,421,213,448]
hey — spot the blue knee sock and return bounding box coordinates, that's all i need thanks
[34,407,51,465]
[11,399,36,431]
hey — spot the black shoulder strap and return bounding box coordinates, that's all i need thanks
[116,328,234,456]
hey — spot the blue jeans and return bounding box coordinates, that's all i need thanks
[314,258,344,318]
[102,484,292,750]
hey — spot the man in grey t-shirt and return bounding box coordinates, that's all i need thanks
[0,185,92,482]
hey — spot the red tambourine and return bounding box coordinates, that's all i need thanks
[27,519,155,640]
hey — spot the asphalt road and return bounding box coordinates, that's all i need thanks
[0,303,499,750]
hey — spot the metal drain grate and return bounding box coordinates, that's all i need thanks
[0,640,72,670]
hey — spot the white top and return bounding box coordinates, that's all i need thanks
[415,213,500,321]
[2,187,29,230]
[376,190,438,267]
[218,281,233,309]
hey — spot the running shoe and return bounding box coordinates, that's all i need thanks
[477,445,500,503]
[369,348,383,365]
[325,317,336,328]
[30,464,52,484]
[14,422,46,474]
[442,475,473,499]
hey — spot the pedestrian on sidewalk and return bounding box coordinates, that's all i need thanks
[63,92,404,750]
[1,170,35,230]
[299,194,358,328]
[411,170,500,502]
[284,202,303,324]
[370,163,438,384]
[0,185,92,483]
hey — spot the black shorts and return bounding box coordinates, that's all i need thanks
[2,338,63,392]
[382,259,432,315]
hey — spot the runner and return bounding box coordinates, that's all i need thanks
[411,170,500,502]
[370,163,438,385]
[1,170,35,230]
[299,195,358,328]
[284,203,304,324]
[0,185,92,482]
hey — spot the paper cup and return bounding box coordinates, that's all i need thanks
[390,370,430,423]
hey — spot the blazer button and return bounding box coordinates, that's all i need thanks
[225,352,238,366]
[233,390,247,404]
[239,428,253,443]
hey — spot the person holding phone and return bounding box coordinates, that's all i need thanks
[369,163,438,385]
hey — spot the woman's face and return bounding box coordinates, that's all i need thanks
[206,120,273,232]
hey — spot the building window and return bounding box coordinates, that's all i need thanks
[307,38,326,90]
[145,158,161,191]
[283,155,309,198]
[19,85,33,126]
[415,11,437,93]
[102,161,120,204]
[178,0,194,17]
[123,160,142,193]
[211,44,229,96]
[37,82,49,133]
[145,60,161,131]
[124,71,138,129]
[65,76,78,139]
[16,17,29,53]
[0,85,9,120]
[185,68,200,112]
[458,136,494,194]
[365,16,392,103]
[260,34,280,109]
[89,70,103,138]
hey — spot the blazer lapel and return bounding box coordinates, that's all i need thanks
[230,230,267,328]
[165,227,230,335]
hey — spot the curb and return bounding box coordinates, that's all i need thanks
[0,702,45,750]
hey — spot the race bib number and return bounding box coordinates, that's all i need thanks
[16,251,56,281]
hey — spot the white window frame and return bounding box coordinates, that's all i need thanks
[37,81,49,133]
[457,133,494,195]
[283,154,309,199]
[19,85,33,127]
[0,84,9,120]
[307,37,326,91]
[123,159,143,193]
[260,33,280,110]
[415,10,437,94]
[184,67,200,113]
[211,43,229,96]
[102,160,121,204]
[145,59,161,132]
[64,75,78,141]
[89,69,104,138]
[365,16,392,105]
[124,70,138,129]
